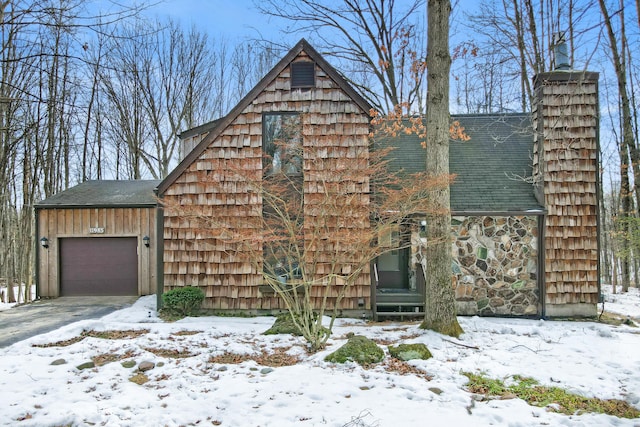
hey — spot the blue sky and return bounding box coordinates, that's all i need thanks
[140,0,482,62]
[145,0,283,41]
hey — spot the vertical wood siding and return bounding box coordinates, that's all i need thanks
[533,72,599,308]
[37,207,157,297]
[163,51,372,311]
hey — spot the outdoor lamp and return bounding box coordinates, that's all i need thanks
[40,237,49,249]
[143,235,150,247]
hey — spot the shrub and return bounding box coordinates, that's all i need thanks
[162,286,205,317]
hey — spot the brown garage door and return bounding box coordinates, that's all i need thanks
[60,237,138,296]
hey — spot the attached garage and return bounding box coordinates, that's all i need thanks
[35,180,161,298]
[59,237,138,296]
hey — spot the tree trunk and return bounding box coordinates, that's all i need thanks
[420,0,462,337]
[599,0,635,292]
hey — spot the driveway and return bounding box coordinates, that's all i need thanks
[0,296,139,348]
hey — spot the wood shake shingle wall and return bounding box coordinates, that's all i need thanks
[533,71,599,316]
[160,43,372,311]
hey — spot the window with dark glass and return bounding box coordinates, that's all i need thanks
[262,113,302,175]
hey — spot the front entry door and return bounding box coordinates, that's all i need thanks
[376,247,409,290]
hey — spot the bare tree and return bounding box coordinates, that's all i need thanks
[0,0,150,300]
[462,0,592,112]
[598,0,639,291]
[100,20,222,179]
[420,0,462,337]
[164,121,449,350]
[256,0,426,113]
[229,43,279,110]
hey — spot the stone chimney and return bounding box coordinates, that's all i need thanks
[532,49,600,317]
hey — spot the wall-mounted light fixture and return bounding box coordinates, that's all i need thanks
[40,237,49,249]
[143,235,150,248]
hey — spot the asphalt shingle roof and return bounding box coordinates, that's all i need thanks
[378,113,543,214]
[40,115,541,214]
[36,180,161,208]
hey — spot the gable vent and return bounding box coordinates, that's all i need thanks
[291,61,315,88]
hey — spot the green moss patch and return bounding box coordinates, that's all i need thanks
[388,343,432,361]
[263,313,303,336]
[463,372,640,419]
[325,335,384,365]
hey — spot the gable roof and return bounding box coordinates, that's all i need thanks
[378,114,543,214]
[158,38,373,196]
[178,117,224,140]
[35,180,160,208]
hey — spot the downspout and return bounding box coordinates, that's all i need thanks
[370,261,378,320]
[538,213,546,318]
[34,207,41,300]
[595,79,603,304]
[155,188,164,311]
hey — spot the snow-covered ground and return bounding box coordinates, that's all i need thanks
[0,287,639,427]
[0,284,35,311]
[601,284,640,319]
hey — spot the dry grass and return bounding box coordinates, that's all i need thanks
[382,358,432,380]
[208,347,300,367]
[171,330,203,336]
[92,350,137,367]
[129,373,149,385]
[32,336,85,348]
[32,329,150,348]
[142,347,194,358]
[82,329,150,339]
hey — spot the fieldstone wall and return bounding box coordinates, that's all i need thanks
[450,215,540,316]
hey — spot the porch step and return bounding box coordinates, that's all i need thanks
[375,311,425,317]
[376,302,424,307]
[375,301,425,320]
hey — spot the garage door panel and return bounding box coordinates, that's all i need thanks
[60,238,138,296]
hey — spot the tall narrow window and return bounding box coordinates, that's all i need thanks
[262,113,303,284]
[263,113,302,175]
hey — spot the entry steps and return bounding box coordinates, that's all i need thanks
[375,289,424,321]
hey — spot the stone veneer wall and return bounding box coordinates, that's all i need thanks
[450,215,540,316]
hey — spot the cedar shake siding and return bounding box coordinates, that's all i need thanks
[159,41,372,311]
[533,71,600,317]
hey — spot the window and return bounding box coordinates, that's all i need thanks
[379,224,400,256]
[263,113,302,175]
[262,113,303,284]
[291,62,315,88]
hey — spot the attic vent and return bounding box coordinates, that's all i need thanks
[291,62,315,88]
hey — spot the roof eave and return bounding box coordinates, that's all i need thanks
[35,202,158,209]
[451,208,546,216]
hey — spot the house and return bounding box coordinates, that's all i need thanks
[36,39,599,318]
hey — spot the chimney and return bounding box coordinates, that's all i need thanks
[553,33,571,71]
[532,67,600,318]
